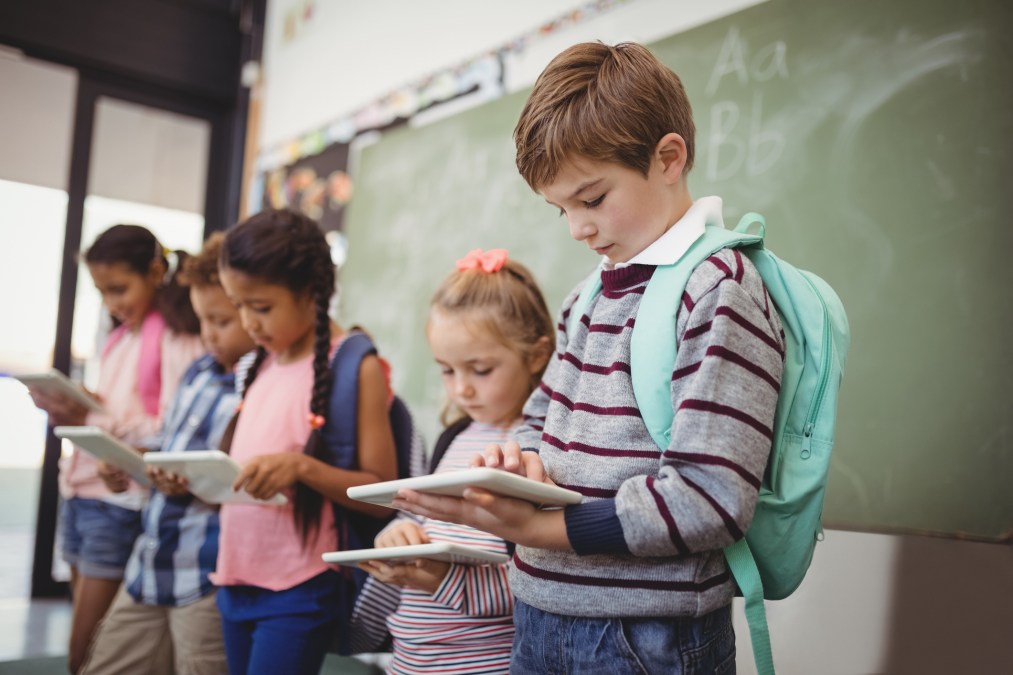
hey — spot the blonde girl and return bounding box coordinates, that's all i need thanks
[360,248,554,675]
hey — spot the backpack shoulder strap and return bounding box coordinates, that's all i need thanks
[634,216,778,675]
[429,416,472,473]
[725,538,776,675]
[322,330,377,470]
[633,224,762,449]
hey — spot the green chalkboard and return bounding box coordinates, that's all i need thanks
[340,0,1013,541]
[340,89,595,442]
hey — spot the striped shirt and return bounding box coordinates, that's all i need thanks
[386,421,515,675]
[511,249,785,618]
[124,353,240,607]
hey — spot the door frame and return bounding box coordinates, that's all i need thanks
[31,73,236,598]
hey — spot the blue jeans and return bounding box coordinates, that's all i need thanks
[216,570,343,675]
[61,497,142,579]
[510,601,735,675]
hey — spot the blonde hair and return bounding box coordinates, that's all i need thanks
[514,41,695,190]
[429,258,555,426]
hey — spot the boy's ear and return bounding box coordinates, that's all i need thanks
[528,336,553,375]
[654,132,688,183]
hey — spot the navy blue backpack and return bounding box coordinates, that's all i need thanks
[321,330,425,654]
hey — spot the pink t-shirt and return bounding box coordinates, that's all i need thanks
[58,328,203,503]
[212,347,339,591]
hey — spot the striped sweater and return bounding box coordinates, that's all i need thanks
[510,248,785,618]
[386,421,515,675]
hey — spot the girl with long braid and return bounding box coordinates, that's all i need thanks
[211,209,398,675]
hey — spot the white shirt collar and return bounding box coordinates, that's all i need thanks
[609,196,725,268]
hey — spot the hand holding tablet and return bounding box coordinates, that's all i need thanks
[53,426,150,486]
[13,369,104,412]
[322,542,510,568]
[346,467,582,508]
[144,450,288,505]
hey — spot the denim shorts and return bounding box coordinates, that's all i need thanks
[510,601,736,675]
[61,497,142,580]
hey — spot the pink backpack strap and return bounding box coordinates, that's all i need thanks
[136,311,166,416]
[100,311,166,417]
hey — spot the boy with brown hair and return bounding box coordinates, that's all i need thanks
[395,41,788,672]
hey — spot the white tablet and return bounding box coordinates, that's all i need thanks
[322,542,510,568]
[13,369,104,412]
[347,467,583,509]
[144,450,287,506]
[53,426,150,486]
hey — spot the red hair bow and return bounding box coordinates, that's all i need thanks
[456,248,508,273]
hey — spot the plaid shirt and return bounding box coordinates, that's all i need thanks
[124,353,240,607]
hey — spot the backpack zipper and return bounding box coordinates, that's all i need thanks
[800,274,832,460]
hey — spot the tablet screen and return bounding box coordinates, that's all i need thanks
[322,542,510,567]
[347,468,582,509]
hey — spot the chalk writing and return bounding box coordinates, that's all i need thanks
[703,26,788,181]
[705,26,789,96]
[706,91,784,181]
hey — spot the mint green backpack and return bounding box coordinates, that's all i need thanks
[569,213,850,675]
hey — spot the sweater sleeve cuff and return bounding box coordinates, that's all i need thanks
[564,500,630,556]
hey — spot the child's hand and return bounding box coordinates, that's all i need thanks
[472,441,551,484]
[375,520,429,548]
[361,521,452,593]
[395,487,533,533]
[97,461,129,493]
[393,486,570,551]
[146,466,189,497]
[232,453,304,500]
[27,388,89,427]
[358,557,451,594]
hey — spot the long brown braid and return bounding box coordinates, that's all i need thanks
[218,209,337,544]
[292,262,338,541]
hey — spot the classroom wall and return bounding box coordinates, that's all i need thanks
[257,1,1013,673]
[0,55,76,191]
[0,54,209,213]
[258,0,764,149]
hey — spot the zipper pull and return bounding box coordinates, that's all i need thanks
[801,423,814,459]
